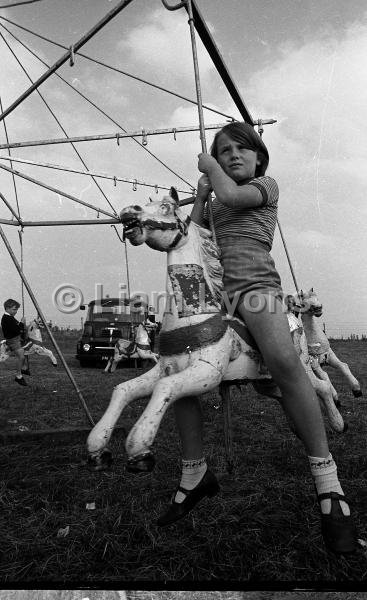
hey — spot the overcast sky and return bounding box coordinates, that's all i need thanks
[0,0,366,336]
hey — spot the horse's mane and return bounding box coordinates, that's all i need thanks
[194,222,224,305]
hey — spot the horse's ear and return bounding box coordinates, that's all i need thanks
[169,187,179,204]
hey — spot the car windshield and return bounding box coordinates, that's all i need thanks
[87,299,145,323]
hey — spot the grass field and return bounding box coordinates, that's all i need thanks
[0,333,366,585]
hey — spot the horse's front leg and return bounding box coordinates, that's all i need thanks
[125,349,229,470]
[307,369,345,433]
[104,358,113,373]
[137,347,159,364]
[326,349,362,397]
[87,363,161,469]
[109,344,126,373]
[310,357,339,406]
[41,346,57,366]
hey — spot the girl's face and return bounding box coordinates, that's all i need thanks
[7,305,18,316]
[215,132,260,182]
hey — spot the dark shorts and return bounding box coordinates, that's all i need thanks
[6,335,22,352]
[218,236,283,313]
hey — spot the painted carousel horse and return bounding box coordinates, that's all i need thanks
[0,318,57,366]
[104,321,159,373]
[298,289,362,398]
[87,188,346,471]
[285,295,344,432]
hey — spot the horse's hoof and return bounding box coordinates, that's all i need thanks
[126,452,155,473]
[352,389,363,398]
[87,449,113,471]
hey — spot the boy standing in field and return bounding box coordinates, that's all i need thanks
[1,298,29,386]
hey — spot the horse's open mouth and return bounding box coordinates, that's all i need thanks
[122,217,142,238]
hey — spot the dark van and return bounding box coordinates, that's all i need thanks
[76,297,147,367]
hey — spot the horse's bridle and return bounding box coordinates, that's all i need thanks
[141,214,191,249]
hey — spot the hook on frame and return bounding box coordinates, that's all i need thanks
[161,0,186,10]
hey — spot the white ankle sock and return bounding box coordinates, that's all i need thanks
[174,458,207,504]
[308,453,350,516]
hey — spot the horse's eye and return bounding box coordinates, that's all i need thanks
[161,203,171,215]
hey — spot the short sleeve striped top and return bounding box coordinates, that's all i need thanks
[203,175,278,250]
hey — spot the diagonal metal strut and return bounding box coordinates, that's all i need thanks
[0,0,135,123]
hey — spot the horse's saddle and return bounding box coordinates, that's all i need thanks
[116,340,136,357]
[224,315,258,350]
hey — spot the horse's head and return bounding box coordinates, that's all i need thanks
[285,294,302,314]
[120,187,190,252]
[299,288,323,317]
[27,318,43,342]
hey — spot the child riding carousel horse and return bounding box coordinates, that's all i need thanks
[86,126,359,552]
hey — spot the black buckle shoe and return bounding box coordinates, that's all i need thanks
[318,491,358,554]
[21,368,31,376]
[156,469,219,527]
[15,376,27,386]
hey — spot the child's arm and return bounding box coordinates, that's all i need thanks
[198,153,263,208]
[190,174,211,226]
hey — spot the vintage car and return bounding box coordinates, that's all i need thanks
[76,297,147,367]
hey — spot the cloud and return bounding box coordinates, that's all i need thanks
[245,16,367,167]
[295,229,336,250]
[116,8,214,84]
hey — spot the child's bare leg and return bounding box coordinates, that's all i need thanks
[174,396,204,460]
[238,294,354,524]
[171,396,209,504]
[238,295,329,456]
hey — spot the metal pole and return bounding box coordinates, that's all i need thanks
[0,154,191,195]
[0,191,22,223]
[0,0,135,123]
[276,218,299,293]
[124,242,131,299]
[0,162,116,218]
[185,0,216,244]
[186,0,207,153]
[186,0,254,125]
[0,17,235,123]
[0,122,227,150]
[14,219,119,227]
[219,382,234,474]
[0,224,95,427]
[112,225,131,299]
[18,227,30,371]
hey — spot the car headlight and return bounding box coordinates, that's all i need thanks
[83,344,91,351]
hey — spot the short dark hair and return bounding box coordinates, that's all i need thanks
[210,121,269,177]
[4,298,20,310]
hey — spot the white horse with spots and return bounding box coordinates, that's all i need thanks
[298,289,362,398]
[0,319,57,366]
[86,189,346,471]
[285,295,345,433]
[104,321,159,373]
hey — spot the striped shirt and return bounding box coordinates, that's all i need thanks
[203,176,278,250]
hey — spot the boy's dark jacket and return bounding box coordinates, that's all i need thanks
[1,313,25,340]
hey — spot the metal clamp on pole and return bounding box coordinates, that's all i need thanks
[69,44,75,66]
[161,0,187,10]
